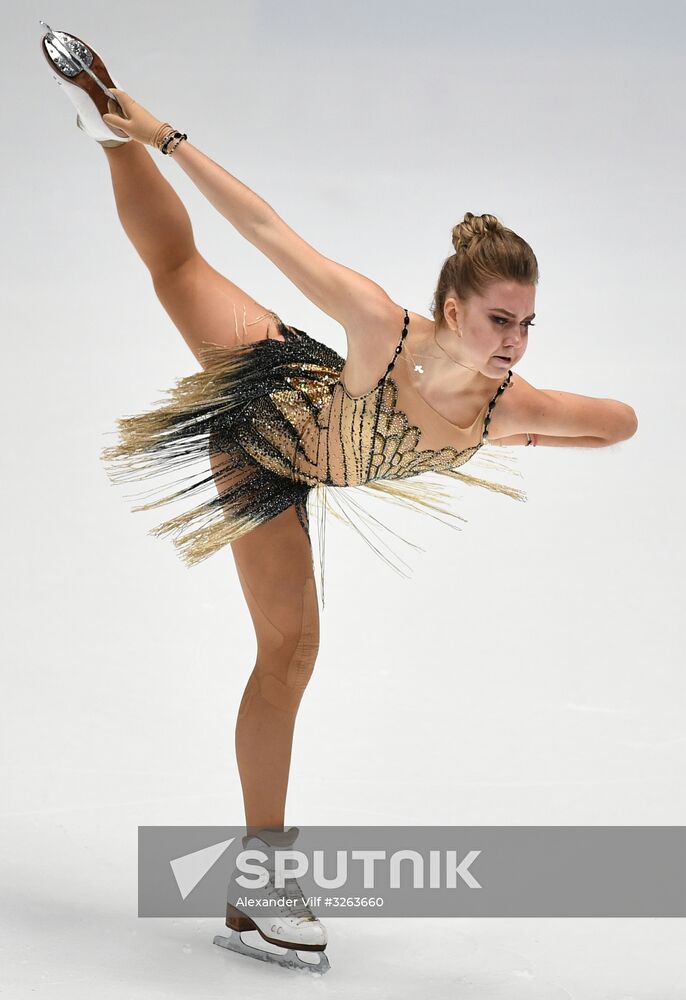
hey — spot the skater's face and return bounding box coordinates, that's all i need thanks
[445,281,536,377]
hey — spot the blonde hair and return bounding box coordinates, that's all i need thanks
[431,212,539,324]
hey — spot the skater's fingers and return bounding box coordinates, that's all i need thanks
[106,95,133,122]
[108,89,134,114]
[102,111,129,129]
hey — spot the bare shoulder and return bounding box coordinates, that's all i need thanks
[343,298,409,347]
[486,371,539,439]
[339,299,412,397]
[485,371,593,438]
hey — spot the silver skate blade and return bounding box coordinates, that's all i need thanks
[41,26,83,74]
[213,930,331,976]
[38,22,122,110]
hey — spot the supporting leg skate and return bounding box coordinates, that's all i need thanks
[213,827,331,975]
[213,909,331,976]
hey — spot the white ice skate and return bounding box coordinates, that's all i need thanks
[213,826,331,976]
[38,21,131,146]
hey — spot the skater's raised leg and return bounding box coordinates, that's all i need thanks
[103,142,196,275]
[101,143,284,364]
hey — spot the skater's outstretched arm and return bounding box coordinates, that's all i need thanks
[103,90,394,330]
[171,141,394,329]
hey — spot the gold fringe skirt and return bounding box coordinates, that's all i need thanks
[101,313,526,609]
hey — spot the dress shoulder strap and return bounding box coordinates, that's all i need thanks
[481,370,513,444]
[338,308,410,400]
[373,308,410,393]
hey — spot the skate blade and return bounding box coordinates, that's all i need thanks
[38,21,122,111]
[213,929,331,976]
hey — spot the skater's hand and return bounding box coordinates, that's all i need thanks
[102,89,171,147]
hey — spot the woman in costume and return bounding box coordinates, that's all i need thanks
[40,24,637,976]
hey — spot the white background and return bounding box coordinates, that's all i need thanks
[2,0,684,996]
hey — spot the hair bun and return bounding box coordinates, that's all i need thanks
[452,212,502,253]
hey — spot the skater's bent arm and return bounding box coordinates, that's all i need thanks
[530,387,638,444]
[170,142,394,328]
[489,376,638,446]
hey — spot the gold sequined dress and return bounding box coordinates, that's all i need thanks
[101,307,526,606]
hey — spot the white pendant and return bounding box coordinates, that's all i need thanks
[414,364,424,374]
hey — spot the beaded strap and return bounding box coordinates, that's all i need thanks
[481,370,513,443]
[374,307,409,390]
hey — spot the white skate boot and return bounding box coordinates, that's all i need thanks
[213,826,331,975]
[38,21,131,146]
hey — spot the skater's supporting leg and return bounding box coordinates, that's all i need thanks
[229,505,320,834]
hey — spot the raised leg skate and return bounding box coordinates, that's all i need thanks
[213,827,331,976]
[38,21,131,145]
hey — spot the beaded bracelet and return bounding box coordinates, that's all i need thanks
[160,129,179,153]
[161,130,188,156]
[166,133,187,156]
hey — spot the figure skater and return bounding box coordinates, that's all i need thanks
[39,23,638,976]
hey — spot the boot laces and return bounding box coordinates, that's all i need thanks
[262,863,315,922]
